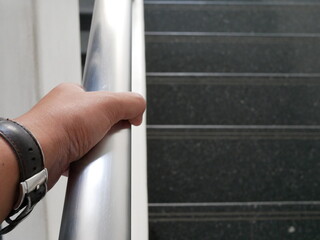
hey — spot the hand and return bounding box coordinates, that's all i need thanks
[15,83,146,189]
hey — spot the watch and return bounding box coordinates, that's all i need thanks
[0,118,48,235]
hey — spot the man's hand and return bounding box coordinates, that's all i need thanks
[15,83,146,189]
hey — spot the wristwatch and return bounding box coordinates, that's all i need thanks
[0,118,48,235]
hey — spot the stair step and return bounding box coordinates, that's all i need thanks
[147,73,320,125]
[150,220,320,240]
[80,1,320,33]
[145,1,320,33]
[149,203,320,240]
[145,0,320,3]
[147,126,320,203]
[146,33,320,73]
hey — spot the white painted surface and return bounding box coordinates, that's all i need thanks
[34,0,82,95]
[0,1,39,116]
[0,0,81,239]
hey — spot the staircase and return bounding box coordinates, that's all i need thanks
[80,0,320,239]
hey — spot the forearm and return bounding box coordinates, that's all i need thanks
[0,83,146,228]
[0,138,19,222]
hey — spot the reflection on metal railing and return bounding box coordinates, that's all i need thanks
[59,0,132,239]
[131,0,148,239]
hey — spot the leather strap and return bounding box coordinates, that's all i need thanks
[0,119,44,181]
[0,118,47,235]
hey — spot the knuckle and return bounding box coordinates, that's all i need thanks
[132,93,146,110]
[95,93,120,121]
[54,83,82,93]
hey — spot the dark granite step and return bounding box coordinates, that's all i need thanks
[146,0,320,2]
[147,126,320,203]
[80,1,320,33]
[145,1,320,33]
[149,204,320,240]
[150,218,320,240]
[147,73,320,125]
[145,0,320,3]
[146,33,320,73]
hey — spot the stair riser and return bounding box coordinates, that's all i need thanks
[145,4,320,33]
[149,220,320,240]
[146,35,320,73]
[148,137,320,202]
[147,81,320,125]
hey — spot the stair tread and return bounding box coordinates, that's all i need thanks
[149,201,320,206]
[145,1,320,4]
[148,219,320,240]
[148,126,320,137]
[148,133,320,202]
[145,2,320,33]
[147,77,320,125]
[145,1,320,5]
[146,72,320,78]
[145,0,320,4]
[146,32,320,37]
[146,34,320,73]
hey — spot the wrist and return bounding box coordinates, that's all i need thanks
[0,138,19,222]
[0,118,48,234]
[14,113,69,188]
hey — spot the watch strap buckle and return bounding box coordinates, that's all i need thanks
[15,168,48,210]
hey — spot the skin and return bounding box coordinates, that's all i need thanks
[0,83,146,223]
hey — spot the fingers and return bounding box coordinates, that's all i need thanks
[108,120,131,135]
[129,114,144,126]
[15,84,146,193]
[114,92,146,124]
[52,85,146,127]
[55,82,84,92]
[91,91,146,126]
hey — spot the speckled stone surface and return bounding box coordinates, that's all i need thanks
[147,128,320,203]
[145,3,320,33]
[144,0,320,239]
[149,220,320,240]
[148,204,320,239]
[149,221,251,240]
[147,75,320,125]
[146,34,320,73]
[145,0,320,2]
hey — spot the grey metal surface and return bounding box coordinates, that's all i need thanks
[59,0,132,239]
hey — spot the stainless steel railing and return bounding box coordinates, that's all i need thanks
[59,0,133,239]
[131,0,148,238]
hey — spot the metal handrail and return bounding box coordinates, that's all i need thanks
[59,0,133,239]
[131,0,148,239]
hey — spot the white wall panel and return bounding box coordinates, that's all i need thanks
[0,0,39,117]
[0,0,81,239]
[35,0,82,95]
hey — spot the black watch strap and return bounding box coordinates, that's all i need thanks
[0,118,48,235]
